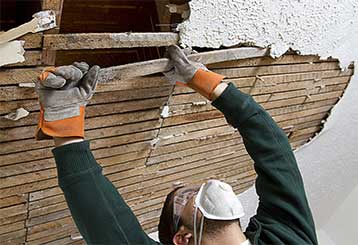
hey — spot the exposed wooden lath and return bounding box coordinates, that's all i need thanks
[0,55,353,244]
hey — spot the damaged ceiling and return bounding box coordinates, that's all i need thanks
[178,0,358,68]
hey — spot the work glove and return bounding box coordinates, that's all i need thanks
[35,62,100,140]
[163,45,225,100]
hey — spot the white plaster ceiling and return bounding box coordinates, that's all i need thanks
[178,0,358,68]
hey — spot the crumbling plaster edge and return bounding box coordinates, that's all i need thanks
[294,63,356,152]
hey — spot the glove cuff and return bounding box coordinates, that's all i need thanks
[35,106,85,140]
[187,69,225,100]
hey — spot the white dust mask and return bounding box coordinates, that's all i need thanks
[193,180,245,245]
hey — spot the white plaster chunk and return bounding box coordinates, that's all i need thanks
[178,0,358,68]
[191,101,207,106]
[19,82,36,88]
[150,137,160,147]
[160,105,170,118]
[32,10,56,32]
[0,41,25,67]
[4,108,30,121]
[70,235,83,241]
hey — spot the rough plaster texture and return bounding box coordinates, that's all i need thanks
[179,0,358,68]
[0,41,25,66]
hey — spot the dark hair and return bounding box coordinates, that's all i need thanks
[158,187,241,244]
[158,187,182,244]
[202,219,241,238]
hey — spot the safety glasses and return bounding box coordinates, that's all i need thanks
[172,185,200,232]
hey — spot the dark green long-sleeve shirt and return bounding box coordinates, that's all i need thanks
[52,83,317,245]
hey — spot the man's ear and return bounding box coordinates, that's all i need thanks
[173,226,192,245]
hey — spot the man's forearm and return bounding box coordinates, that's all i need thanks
[53,141,157,244]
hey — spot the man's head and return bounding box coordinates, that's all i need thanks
[158,180,245,245]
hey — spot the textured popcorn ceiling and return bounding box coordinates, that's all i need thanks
[178,0,358,68]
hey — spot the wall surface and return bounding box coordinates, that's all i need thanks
[178,1,358,244]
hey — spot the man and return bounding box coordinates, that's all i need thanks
[35,45,317,244]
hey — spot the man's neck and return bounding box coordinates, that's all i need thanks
[201,223,247,245]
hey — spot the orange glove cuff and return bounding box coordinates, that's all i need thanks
[35,106,85,140]
[187,69,225,100]
[38,67,56,82]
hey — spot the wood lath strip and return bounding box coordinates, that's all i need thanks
[43,33,179,50]
[97,47,268,82]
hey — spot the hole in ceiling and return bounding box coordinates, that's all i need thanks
[56,0,191,67]
[0,0,42,31]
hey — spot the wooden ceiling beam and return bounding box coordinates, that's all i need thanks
[41,0,64,65]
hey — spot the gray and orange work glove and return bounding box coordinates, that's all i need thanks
[35,62,100,140]
[163,45,225,100]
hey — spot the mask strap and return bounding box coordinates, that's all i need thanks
[198,215,204,245]
[193,206,198,245]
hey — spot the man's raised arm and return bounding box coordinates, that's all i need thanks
[211,83,317,244]
[165,45,317,244]
[35,63,157,245]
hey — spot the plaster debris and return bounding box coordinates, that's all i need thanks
[167,4,190,19]
[0,41,25,67]
[198,135,216,141]
[197,131,236,141]
[318,84,326,89]
[4,108,30,121]
[178,0,358,68]
[191,101,207,106]
[150,132,186,147]
[19,82,36,88]
[162,132,185,140]
[32,10,56,32]
[160,105,170,118]
[70,235,83,241]
[172,181,185,188]
[150,138,160,147]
